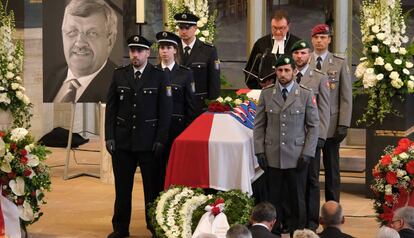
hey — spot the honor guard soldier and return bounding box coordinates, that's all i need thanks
[105,35,173,238]
[155,30,196,189]
[310,24,352,203]
[291,40,330,231]
[244,10,300,89]
[254,55,319,234]
[175,12,221,117]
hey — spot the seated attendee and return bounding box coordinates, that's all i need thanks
[249,202,280,238]
[376,226,400,238]
[319,201,353,238]
[227,224,252,238]
[392,207,414,238]
[293,229,319,238]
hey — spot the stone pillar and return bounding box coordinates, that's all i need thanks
[247,0,265,54]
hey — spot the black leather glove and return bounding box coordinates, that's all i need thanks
[317,138,326,148]
[105,140,115,155]
[256,153,268,172]
[333,125,348,143]
[153,142,164,159]
[296,155,311,171]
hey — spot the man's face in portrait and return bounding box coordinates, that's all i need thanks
[62,12,113,77]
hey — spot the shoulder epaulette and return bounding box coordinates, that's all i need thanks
[262,84,275,90]
[202,41,214,47]
[313,68,326,75]
[179,65,191,70]
[300,84,312,91]
[333,54,345,60]
[115,64,129,70]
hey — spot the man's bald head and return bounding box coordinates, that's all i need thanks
[320,201,344,227]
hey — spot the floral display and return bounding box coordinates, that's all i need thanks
[353,0,414,125]
[371,138,414,225]
[207,94,249,113]
[166,0,217,43]
[0,2,32,127]
[0,128,51,229]
[150,187,254,238]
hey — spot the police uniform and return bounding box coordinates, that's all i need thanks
[309,24,352,203]
[244,32,300,89]
[175,13,221,117]
[155,31,196,189]
[253,55,319,233]
[105,35,172,238]
[291,40,331,230]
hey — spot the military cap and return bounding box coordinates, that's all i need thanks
[311,24,332,37]
[156,31,180,45]
[174,12,199,26]
[127,35,151,49]
[291,40,310,52]
[274,55,295,68]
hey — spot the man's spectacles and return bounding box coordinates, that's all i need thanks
[272,26,288,32]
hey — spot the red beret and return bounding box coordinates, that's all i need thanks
[311,24,331,37]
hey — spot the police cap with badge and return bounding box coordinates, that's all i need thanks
[127,34,151,50]
[156,31,181,46]
[311,24,332,37]
[274,55,295,69]
[290,40,311,53]
[174,12,199,28]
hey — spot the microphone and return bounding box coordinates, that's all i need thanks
[244,53,262,85]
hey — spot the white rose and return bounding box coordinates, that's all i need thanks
[390,47,398,53]
[376,32,385,40]
[10,128,28,142]
[394,59,402,65]
[0,93,10,104]
[195,29,200,35]
[18,86,25,92]
[7,56,13,62]
[391,79,402,89]
[389,71,400,80]
[199,37,205,42]
[22,95,30,105]
[399,152,409,159]
[11,83,19,90]
[402,36,409,43]
[411,76,414,80]
[399,48,407,55]
[397,169,407,178]
[365,68,374,74]
[383,39,391,45]
[202,30,209,37]
[216,97,223,103]
[408,80,414,90]
[385,184,392,195]
[384,63,393,71]
[0,87,4,91]
[376,74,384,81]
[7,63,14,70]
[403,68,410,75]
[374,57,384,66]
[406,62,413,69]
[27,154,40,167]
[371,45,379,53]
[371,25,380,33]
[5,72,14,79]
[15,76,22,81]
[360,57,367,61]
[355,62,367,79]
[234,99,242,105]
[368,35,375,42]
[16,91,23,100]
[201,17,208,24]
[224,96,232,102]
[367,18,375,26]
[196,21,204,28]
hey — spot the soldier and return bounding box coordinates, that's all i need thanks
[105,35,172,238]
[244,9,300,89]
[309,24,352,203]
[174,12,221,117]
[253,55,319,234]
[155,30,196,189]
[291,40,330,231]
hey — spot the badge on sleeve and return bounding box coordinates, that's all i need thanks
[312,95,317,106]
[330,83,336,90]
[326,81,330,89]
[166,86,172,97]
[191,81,196,93]
[214,60,220,70]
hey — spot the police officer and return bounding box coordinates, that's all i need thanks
[244,9,300,89]
[174,12,221,117]
[105,35,173,238]
[155,31,196,189]
[291,40,330,231]
[253,55,319,234]
[309,24,352,203]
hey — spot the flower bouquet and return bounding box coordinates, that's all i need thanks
[207,94,249,113]
[353,0,414,125]
[371,138,414,225]
[0,128,51,230]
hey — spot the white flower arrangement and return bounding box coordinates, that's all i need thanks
[354,0,414,125]
[179,194,211,238]
[166,0,217,43]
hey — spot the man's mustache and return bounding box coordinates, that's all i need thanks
[71,46,92,55]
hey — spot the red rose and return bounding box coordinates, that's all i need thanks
[398,138,411,151]
[384,194,394,203]
[23,169,32,177]
[10,143,16,151]
[211,206,221,216]
[0,131,4,137]
[20,156,28,165]
[7,172,16,179]
[381,155,392,166]
[406,161,414,174]
[20,149,27,156]
[16,197,24,205]
[385,171,398,185]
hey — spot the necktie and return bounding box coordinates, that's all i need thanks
[296,72,303,84]
[135,71,141,79]
[183,46,191,64]
[282,88,288,101]
[61,78,80,103]
[316,56,322,70]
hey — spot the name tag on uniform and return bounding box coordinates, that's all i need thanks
[120,95,124,100]
[214,60,220,70]
[166,86,172,97]
[191,81,196,93]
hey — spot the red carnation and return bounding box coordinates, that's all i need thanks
[20,156,28,165]
[20,149,27,156]
[406,161,414,174]
[0,131,4,137]
[398,138,411,150]
[7,172,16,179]
[211,206,221,216]
[386,171,398,185]
[372,167,381,178]
[10,143,17,151]
[23,169,32,177]
[381,155,392,166]
[384,194,394,204]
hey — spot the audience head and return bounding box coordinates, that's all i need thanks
[196,233,219,238]
[320,201,344,228]
[250,202,277,230]
[292,229,319,238]
[392,206,414,231]
[226,224,252,238]
[271,9,290,41]
[376,226,400,238]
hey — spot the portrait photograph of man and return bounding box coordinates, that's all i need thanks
[43,0,123,103]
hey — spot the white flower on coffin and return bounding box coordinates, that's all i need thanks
[0,161,11,173]
[19,201,34,221]
[224,96,232,102]
[216,97,224,103]
[0,137,5,157]
[9,177,25,196]
[4,152,13,163]
[390,46,398,53]
[384,63,393,71]
[391,78,403,89]
[355,62,368,79]
[27,154,40,167]
[385,184,392,195]
[389,71,400,80]
[10,128,28,142]
[234,99,242,105]
[367,18,375,26]
[374,57,384,66]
